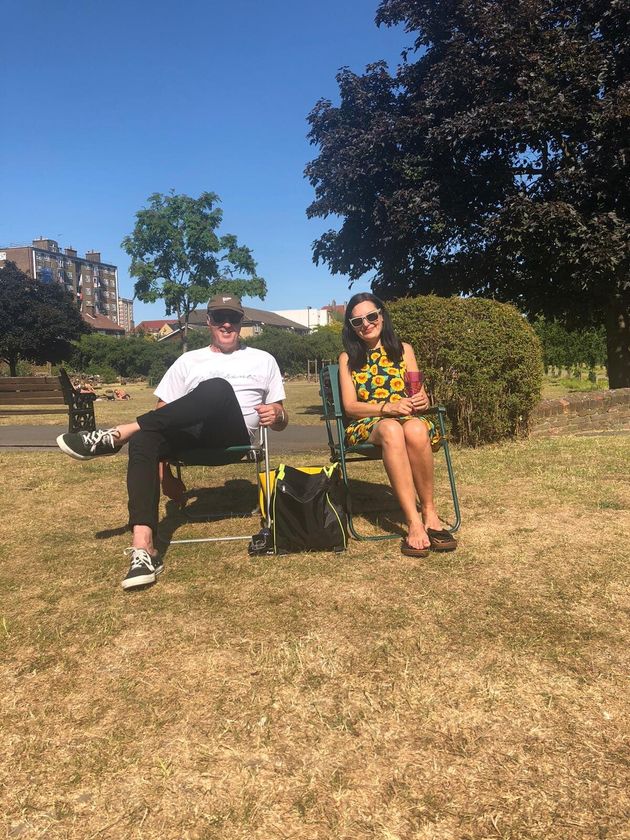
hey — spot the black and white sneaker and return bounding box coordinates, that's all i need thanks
[56,428,122,460]
[121,548,164,590]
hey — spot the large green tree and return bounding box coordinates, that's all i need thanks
[306,0,630,386]
[0,262,90,375]
[122,191,266,352]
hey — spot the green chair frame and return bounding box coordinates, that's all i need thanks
[166,426,272,545]
[319,364,461,541]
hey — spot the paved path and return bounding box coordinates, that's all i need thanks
[1,421,626,454]
[0,423,330,453]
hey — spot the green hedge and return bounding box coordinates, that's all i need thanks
[245,325,343,376]
[532,316,607,372]
[389,296,543,446]
[70,333,181,381]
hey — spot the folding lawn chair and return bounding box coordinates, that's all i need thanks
[166,426,272,545]
[319,364,461,541]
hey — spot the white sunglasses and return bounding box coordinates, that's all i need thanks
[349,308,382,329]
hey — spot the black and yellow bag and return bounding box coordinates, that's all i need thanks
[254,463,347,554]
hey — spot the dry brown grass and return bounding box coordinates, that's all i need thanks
[1,435,629,839]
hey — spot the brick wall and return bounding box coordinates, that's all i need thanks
[531,388,630,437]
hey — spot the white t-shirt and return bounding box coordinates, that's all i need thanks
[154,345,285,439]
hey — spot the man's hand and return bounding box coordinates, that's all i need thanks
[255,403,287,429]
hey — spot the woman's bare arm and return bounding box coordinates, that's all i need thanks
[338,352,416,419]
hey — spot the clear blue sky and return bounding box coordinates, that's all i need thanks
[1,0,410,323]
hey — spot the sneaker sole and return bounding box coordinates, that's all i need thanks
[56,434,94,460]
[121,563,164,590]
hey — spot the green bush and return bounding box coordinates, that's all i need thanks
[70,334,181,379]
[532,316,607,373]
[246,325,343,376]
[15,360,34,376]
[389,296,543,445]
[85,364,119,384]
[147,359,170,387]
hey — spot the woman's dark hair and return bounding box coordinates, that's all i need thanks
[342,292,403,371]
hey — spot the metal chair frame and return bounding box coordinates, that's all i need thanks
[319,364,461,541]
[166,426,271,545]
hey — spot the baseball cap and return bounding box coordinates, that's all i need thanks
[207,294,245,316]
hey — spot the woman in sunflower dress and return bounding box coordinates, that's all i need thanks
[339,292,457,557]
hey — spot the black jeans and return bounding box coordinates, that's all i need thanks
[127,378,250,535]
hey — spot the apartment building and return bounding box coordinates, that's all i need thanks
[273,307,332,332]
[0,238,119,322]
[117,297,135,333]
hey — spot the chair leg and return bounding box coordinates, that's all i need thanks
[339,449,400,542]
[168,428,271,545]
[433,409,461,534]
[440,438,461,534]
[340,431,461,541]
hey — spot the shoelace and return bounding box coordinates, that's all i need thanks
[123,547,155,570]
[82,428,120,453]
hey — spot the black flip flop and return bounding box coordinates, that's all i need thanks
[401,539,430,558]
[426,528,457,552]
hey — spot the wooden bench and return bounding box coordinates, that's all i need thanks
[0,368,96,432]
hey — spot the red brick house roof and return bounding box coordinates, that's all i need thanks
[135,319,179,333]
[82,312,125,334]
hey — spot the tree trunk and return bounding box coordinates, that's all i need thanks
[182,319,188,354]
[605,288,630,389]
[10,359,17,376]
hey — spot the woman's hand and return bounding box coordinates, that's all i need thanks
[382,387,431,418]
[383,398,415,417]
[410,386,431,413]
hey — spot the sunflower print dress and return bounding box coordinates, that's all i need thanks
[344,347,440,448]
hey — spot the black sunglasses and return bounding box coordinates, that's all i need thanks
[349,308,382,329]
[209,310,243,325]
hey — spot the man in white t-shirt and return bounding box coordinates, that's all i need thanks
[56,294,288,590]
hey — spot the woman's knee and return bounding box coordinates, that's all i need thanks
[403,420,431,449]
[375,419,406,447]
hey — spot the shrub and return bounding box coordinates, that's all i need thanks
[15,360,34,376]
[245,326,343,376]
[389,296,543,445]
[85,364,119,384]
[71,334,182,379]
[532,316,607,373]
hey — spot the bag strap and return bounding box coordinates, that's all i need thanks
[276,463,338,482]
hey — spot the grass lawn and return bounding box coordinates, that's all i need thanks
[1,434,629,838]
[0,372,617,433]
[540,371,610,400]
[0,379,326,429]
